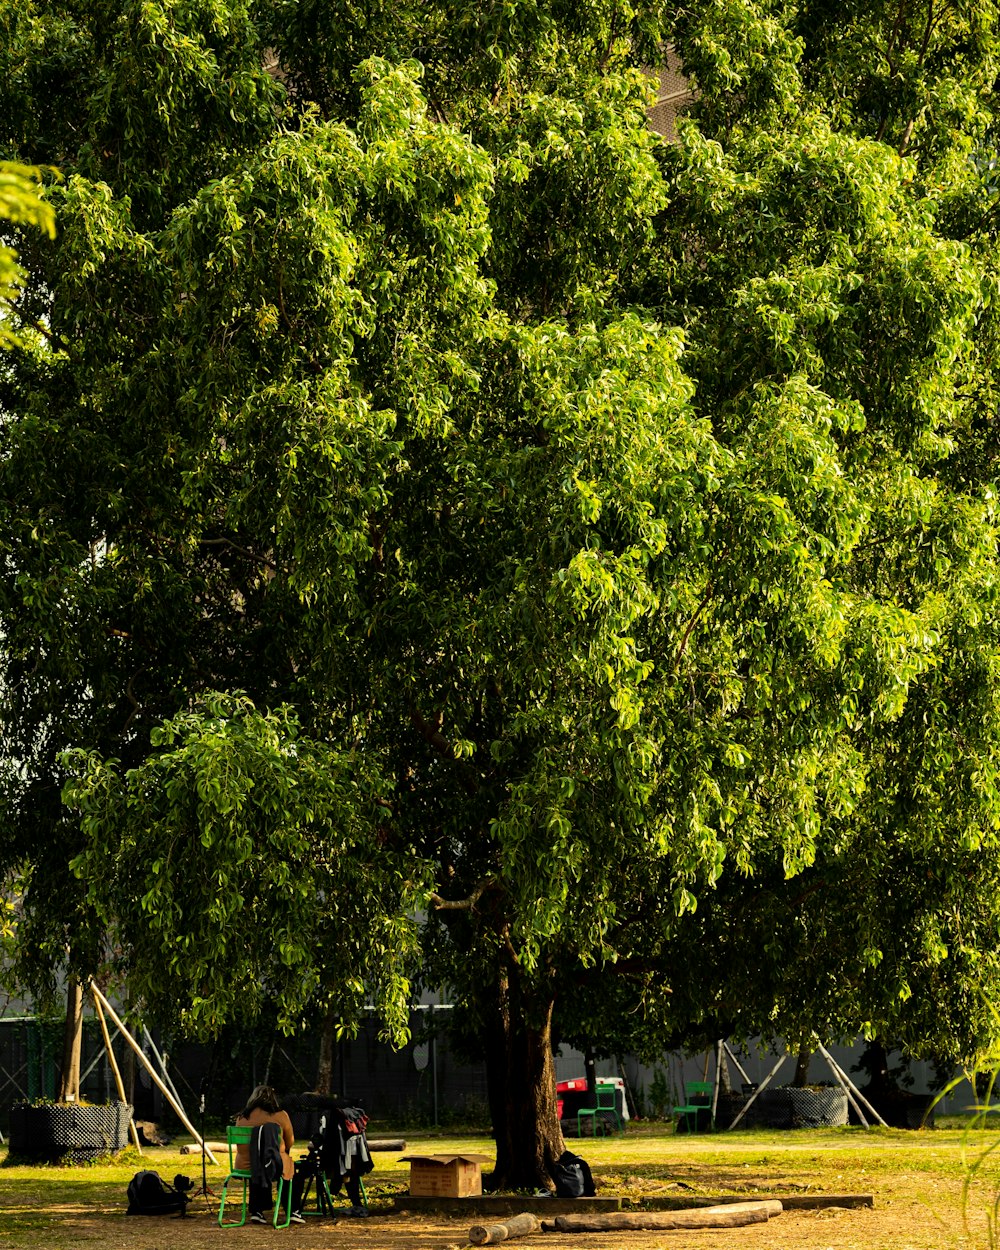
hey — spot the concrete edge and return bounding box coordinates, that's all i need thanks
[392,1192,875,1215]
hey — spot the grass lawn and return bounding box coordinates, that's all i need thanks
[1,1119,999,1248]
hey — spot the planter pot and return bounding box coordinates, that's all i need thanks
[848,1091,936,1129]
[715,1091,762,1130]
[9,1101,132,1162]
[759,1087,847,1129]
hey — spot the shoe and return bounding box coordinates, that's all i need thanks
[347,1206,369,1218]
[289,1212,305,1224]
[250,1212,266,1225]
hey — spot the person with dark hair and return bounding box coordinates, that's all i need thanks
[234,1084,300,1224]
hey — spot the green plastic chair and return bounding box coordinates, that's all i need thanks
[672,1080,714,1133]
[218,1124,292,1228]
[577,1082,622,1137]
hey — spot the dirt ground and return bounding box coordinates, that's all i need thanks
[0,1179,970,1250]
[1,1129,990,1250]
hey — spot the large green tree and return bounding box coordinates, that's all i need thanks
[3,0,1000,1187]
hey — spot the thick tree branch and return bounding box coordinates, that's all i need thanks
[673,581,714,670]
[0,296,68,350]
[410,704,453,757]
[427,877,496,911]
[198,536,279,571]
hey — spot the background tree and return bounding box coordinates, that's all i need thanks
[3,0,1000,1190]
[0,161,54,345]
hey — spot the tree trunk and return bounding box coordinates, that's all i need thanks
[718,1044,733,1094]
[58,978,84,1102]
[483,963,564,1192]
[861,1039,895,1097]
[315,1006,338,1095]
[584,1047,597,1096]
[793,1047,813,1088]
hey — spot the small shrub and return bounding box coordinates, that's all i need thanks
[648,1067,671,1120]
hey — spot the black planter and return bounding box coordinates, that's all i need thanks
[848,1091,936,1129]
[759,1087,847,1129]
[715,1090,759,1130]
[9,1101,132,1162]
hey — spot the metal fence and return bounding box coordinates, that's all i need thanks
[0,1010,489,1135]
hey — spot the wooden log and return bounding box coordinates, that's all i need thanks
[179,1141,228,1155]
[544,1200,783,1233]
[469,1212,541,1245]
[367,1137,406,1151]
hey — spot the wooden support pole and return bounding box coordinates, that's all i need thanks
[91,986,142,1153]
[818,1042,869,1126]
[711,1040,724,1128]
[726,1053,787,1130]
[723,1042,753,1087]
[816,1042,889,1128]
[90,984,218,1164]
[142,1027,185,1116]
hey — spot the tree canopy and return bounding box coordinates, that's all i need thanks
[0,160,55,346]
[2,0,1000,1186]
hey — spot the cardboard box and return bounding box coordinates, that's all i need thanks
[401,1153,493,1198]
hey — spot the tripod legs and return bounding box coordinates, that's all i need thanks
[298,1172,335,1217]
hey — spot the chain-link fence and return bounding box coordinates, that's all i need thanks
[0,1011,489,1136]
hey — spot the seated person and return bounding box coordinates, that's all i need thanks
[234,1084,301,1224]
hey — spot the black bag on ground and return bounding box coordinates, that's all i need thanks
[550,1150,596,1198]
[126,1170,192,1216]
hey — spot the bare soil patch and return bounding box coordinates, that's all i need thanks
[0,1197,963,1250]
[0,1126,994,1250]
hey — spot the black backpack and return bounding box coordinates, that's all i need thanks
[126,1170,192,1216]
[550,1150,596,1198]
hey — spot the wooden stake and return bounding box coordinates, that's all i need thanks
[816,1043,889,1128]
[91,986,141,1153]
[726,1052,787,1130]
[90,984,218,1164]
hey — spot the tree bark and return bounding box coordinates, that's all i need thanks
[861,1039,895,1097]
[58,978,83,1102]
[482,963,564,1191]
[584,1047,597,1096]
[315,1006,338,1095]
[793,1047,813,1088]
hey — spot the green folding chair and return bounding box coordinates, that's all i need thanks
[218,1124,292,1228]
[672,1080,714,1133]
[577,1082,622,1137]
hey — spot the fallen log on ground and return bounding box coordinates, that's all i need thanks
[179,1141,227,1156]
[367,1138,406,1151]
[542,1200,783,1233]
[469,1213,541,1244]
